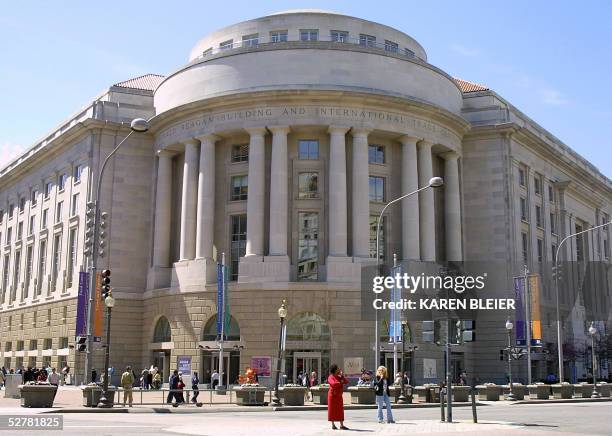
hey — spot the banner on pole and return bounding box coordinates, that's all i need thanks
[75,272,89,337]
[177,356,192,377]
[529,275,542,346]
[513,276,526,346]
[388,264,402,343]
[93,272,103,341]
[216,262,224,339]
[513,275,542,347]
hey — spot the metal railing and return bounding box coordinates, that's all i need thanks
[109,387,276,406]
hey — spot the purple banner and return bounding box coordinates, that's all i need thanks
[75,271,89,337]
[514,277,526,346]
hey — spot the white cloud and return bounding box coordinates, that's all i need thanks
[450,43,480,57]
[540,88,569,106]
[0,141,28,169]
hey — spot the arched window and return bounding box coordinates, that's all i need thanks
[286,312,330,341]
[202,315,240,341]
[153,316,171,343]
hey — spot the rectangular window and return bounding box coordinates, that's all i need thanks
[242,33,259,47]
[52,234,62,283]
[13,250,21,301]
[298,140,319,160]
[404,47,415,57]
[270,30,288,42]
[550,213,556,234]
[298,172,319,199]
[29,339,37,351]
[604,239,609,259]
[58,174,67,191]
[359,34,376,47]
[67,228,77,287]
[230,215,247,281]
[73,164,83,183]
[369,176,385,202]
[19,197,25,213]
[300,29,318,41]
[71,193,79,216]
[230,175,248,201]
[28,216,35,235]
[59,337,68,349]
[16,340,24,351]
[6,227,11,245]
[369,215,385,260]
[2,255,9,292]
[17,222,23,240]
[0,210,3,223]
[575,224,584,261]
[24,245,33,299]
[9,203,15,219]
[520,197,528,221]
[4,342,11,352]
[385,40,399,52]
[368,145,385,164]
[219,39,233,50]
[55,201,63,223]
[297,212,318,281]
[548,185,555,203]
[231,144,249,162]
[44,338,52,350]
[330,30,348,42]
[37,240,47,295]
[518,168,526,187]
[534,175,542,195]
[31,189,38,206]
[44,182,52,199]
[521,232,529,264]
[537,238,543,263]
[535,205,542,227]
[42,209,48,229]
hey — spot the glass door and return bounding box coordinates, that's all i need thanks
[293,352,321,384]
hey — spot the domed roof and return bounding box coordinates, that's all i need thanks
[269,9,344,16]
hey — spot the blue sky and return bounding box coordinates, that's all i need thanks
[1,1,611,177]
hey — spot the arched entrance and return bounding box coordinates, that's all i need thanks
[285,312,331,384]
[199,315,241,387]
[150,316,172,384]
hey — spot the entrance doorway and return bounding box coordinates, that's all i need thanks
[152,351,171,385]
[200,350,240,386]
[293,352,322,385]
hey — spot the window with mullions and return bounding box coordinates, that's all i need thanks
[297,212,319,280]
[385,40,399,53]
[300,29,318,41]
[230,175,248,201]
[219,39,233,50]
[231,144,249,162]
[369,176,385,202]
[242,34,259,47]
[270,31,288,42]
[298,172,319,199]
[368,145,385,164]
[298,140,319,160]
[359,34,376,47]
[230,215,247,281]
[521,232,529,263]
[330,30,348,42]
[369,215,385,260]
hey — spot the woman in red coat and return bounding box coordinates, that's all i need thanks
[327,364,349,430]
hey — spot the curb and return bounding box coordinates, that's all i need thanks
[510,397,612,405]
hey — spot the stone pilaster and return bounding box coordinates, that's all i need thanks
[179,139,199,261]
[400,136,420,260]
[417,140,436,261]
[441,151,462,261]
[351,128,371,258]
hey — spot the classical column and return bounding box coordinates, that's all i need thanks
[441,151,462,261]
[400,136,420,260]
[179,139,199,260]
[328,126,350,257]
[351,128,371,258]
[268,126,290,256]
[195,134,218,259]
[418,140,436,261]
[245,128,267,257]
[153,150,173,267]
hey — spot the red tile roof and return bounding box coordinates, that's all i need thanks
[454,77,489,93]
[113,74,165,91]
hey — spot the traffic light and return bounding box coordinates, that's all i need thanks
[98,211,108,258]
[84,202,95,256]
[76,336,87,352]
[552,264,563,283]
[101,269,111,299]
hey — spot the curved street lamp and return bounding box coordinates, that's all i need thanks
[272,300,288,407]
[374,176,443,369]
[505,319,516,401]
[97,291,116,408]
[588,322,600,398]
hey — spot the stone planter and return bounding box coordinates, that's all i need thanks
[452,385,471,402]
[574,383,593,398]
[279,386,307,406]
[597,382,611,397]
[19,384,58,408]
[81,385,117,407]
[310,385,329,405]
[527,384,550,400]
[348,386,376,404]
[551,384,573,399]
[233,386,266,406]
[502,384,526,400]
[4,374,23,399]
[389,385,402,403]
[476,384,502,401]
[413,386,429,403]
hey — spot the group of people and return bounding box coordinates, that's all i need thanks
[166,369,201,406]
[138,366,162,389]
[327,364,397,430]
[0,365,67,388]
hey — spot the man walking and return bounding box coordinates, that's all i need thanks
[167,370,179,405]
[121,366,135,407]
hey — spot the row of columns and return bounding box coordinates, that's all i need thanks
[152,126,463,269]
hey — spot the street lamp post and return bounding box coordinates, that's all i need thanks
[83,118,149,385]
[272,300,287,407]
[374,176,443,370]
[554,221,612,383]
[588,322,600,398]
[505,319,516,401]
[97,291,116,408]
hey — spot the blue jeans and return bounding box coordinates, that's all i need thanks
[376,393,394,422]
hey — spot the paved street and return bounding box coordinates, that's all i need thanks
[0,402,611,435]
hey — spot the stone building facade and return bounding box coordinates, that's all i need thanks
[0,10,610,386]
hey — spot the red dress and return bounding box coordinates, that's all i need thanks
[327,374,348,421]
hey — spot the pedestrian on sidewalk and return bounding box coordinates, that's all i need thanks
[141,368,149,390]
[327,364,349,430]
[153,370,161,390]
[211,370,219,390]
[121,366,135,407]
[91,368,98,384]
[374,366,394,424]
[167,370,179,405]
[48,368,60,386]
[191,372,200,403]
[176,372,186,404]
[0,369,5,389]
